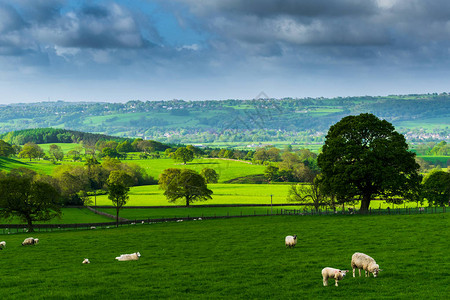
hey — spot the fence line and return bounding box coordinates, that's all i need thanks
[86,206,129,221]
[0,206,446,235]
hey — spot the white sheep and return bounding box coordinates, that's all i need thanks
[115,252,141,261]
[0,241,5,250]
[321,267,349,286]
[82,258,90,264]
[351,252,382,277]
[22,237,39,246]
[285,235,297,248]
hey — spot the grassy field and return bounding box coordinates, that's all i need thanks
[93,183,429,208]
[0,208,112,225]
[0,214,448,299]
[0,156,266,182]
[94,183,290,206]
[39,143,83,153]
[0,156,85,175]
[132,158,266,183]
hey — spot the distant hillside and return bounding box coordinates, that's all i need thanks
[0,128,131,145]
[0,93,449,145]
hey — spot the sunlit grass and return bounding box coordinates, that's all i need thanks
[0,214,447,298]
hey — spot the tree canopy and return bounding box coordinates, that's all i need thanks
[159,168,213,207]
[317,113,421,211]
[0,140,14,157]
[171,147,194,164]
[107,170,132,227]
[0,175,61,232]
[18,142,44,161]
[200,168,219,183]
[422,170,450,206]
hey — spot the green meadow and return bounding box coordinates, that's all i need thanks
[93,183,289,206]
[0,214,448,299]
[0,208,112,225]
[133,158,266,183]
[0,156,267,181]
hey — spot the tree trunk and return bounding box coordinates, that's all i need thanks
[186,197,190,207]
[116,207,119,228]
[27,218,34,232]
[360,194,371,211]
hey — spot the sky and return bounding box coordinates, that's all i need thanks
[0,0,449,104]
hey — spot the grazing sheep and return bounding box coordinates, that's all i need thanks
[285,235,297,248]
[22,237,39,246]
[82,258,90,264]
[351,252,382,277]
[115,252,141,261]
[0,241,5,250]
[322,267,349,286]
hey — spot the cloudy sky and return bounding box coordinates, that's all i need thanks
[0,0,449,104]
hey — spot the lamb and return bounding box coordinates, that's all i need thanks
[0,241,5,250]
[82,258,90,264]
[115,252,141,261]
[321,267,349,286]
[285,235,297,248]
[351,252,382,277]
[22,237,39,246]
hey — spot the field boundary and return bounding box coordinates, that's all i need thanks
[86,206,129,221]
[0,206,446,235]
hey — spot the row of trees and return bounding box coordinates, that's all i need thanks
[414,141,450,156]
[0,160,143,231]
[0,156,156,231]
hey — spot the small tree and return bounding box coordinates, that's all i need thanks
[85,157,105,206]
[159,169,212,207]
[18,142,44,161]
[0,175,61,232]
[423,170,450,206]
[67,149,82,162]
[107,170,132,227]
[287,176,325,212]
[171,147,194,165]
[49,144,64,161]
[0,140,15,157]
[201,168,219,183]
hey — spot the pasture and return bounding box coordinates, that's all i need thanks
[1,156,266,182]
[93,183,290,206]
[0,214,448,299]
[93,183,429,209]
[0,208,112,226]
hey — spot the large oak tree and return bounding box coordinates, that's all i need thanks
[317,113,421,211]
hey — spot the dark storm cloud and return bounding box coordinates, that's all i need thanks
[172,0,450,65]
[14,0,65,24]
[179,0,378,18]
[0,0,155,58]
[51,3,151,49]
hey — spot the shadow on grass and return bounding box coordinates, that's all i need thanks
[0,157,28,171]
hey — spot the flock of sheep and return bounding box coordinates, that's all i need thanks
[285,235,382,287]
[1,233,381,288]
[1,237,141,264]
